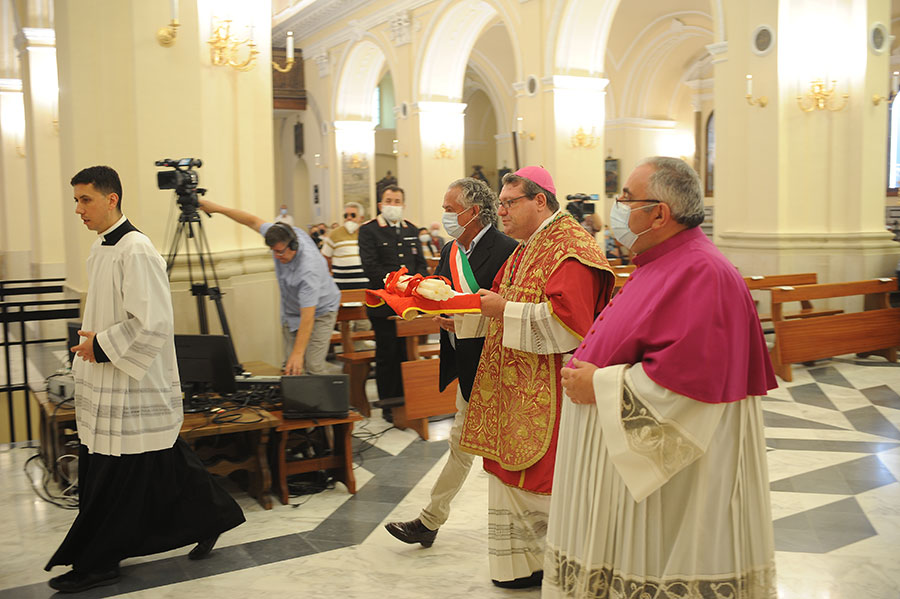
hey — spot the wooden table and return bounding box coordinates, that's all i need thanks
[269,409,363,505]
[34,389,77,481]
[33,387,279,510]
[181,408,280,510]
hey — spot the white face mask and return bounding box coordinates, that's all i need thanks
[419,234,431,243]
[609,201,657,249]
[344,220,359,234]
[381,205,403,223]
[442,206,477,239]
[280,208,287,215]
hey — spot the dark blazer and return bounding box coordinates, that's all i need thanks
[359,215,429,318]
[436,225,518,400]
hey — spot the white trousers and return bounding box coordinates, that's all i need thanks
[419,389,474,530]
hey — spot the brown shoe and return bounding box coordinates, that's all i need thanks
[384,518,438,547]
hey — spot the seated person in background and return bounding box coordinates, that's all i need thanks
[418,227,440,260]
[198,198,341,375]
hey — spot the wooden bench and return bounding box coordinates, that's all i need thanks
[330,289,375,352]
[336,316,442,420]
[744,273,844,322]
[611,264,636,290]
[769,278,900,382]
[336,350,375,417]
[391,315,451,438]
[394,359,458,440]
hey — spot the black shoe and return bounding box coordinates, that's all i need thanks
[48,567,120,593]
[492,570,543,589]
[384,518,438,547]
[189,534,219,560]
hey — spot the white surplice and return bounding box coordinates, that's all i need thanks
[543,363,777,599]
[73,217,183,456]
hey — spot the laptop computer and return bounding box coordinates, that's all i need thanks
[281,374,350,419]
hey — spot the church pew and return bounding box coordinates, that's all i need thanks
[392,315,452,438]
[329,289,375,352]
[769,278,900,381]
[744,273,843,322]
[336,316,441,420]
[395,359,458,441]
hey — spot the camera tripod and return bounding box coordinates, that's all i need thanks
[165,208,243,375]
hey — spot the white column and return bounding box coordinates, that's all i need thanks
[0,79,30,278]
[18,26,63,278]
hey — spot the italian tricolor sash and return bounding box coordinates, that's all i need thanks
[449,242,479,293]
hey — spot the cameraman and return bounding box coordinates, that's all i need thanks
[197,198,340,375]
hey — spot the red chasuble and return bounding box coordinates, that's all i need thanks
[571,226,776,403]
[460,214,613,494]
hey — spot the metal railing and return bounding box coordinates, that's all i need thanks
[1,278,80,443]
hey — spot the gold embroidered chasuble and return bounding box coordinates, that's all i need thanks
[460,214,608,489]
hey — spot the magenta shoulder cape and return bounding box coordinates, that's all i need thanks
[571,227,776,403]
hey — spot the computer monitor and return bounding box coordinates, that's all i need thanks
[174,334,237,413]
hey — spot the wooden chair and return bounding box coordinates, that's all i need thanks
[769,278,900,381]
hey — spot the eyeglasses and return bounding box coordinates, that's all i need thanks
[616,194,660,205]
[497,194,532,211]
[343,213,357,219]
[271,244,291,256]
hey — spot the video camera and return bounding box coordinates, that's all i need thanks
[156,158,206,214]
[565,193,595,218]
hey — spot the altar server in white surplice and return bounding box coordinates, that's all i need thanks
[45,166,244,595]
[544,157,778,599]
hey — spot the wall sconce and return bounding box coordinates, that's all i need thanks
[208,18,258,71]
[797,79,847,112]
[272,31,295,73]
[392,139,399,155]
[313,153,328,169]
[157,0,179,47]
[745,75,768,108]
[873,72,899,106]
[434,143,458,159]
[515,116,535,140]
[570,127,599,149]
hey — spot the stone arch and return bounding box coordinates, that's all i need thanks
[334,38,388,121]
[415,0,522,102]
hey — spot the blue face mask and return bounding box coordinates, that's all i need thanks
[442,206,477,239]
[609,201,656,249]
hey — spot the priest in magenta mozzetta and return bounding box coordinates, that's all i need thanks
[543,157,778,598]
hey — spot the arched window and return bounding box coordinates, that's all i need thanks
[705,111,715,197]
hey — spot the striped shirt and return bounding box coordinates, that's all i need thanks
[321,225,368,289]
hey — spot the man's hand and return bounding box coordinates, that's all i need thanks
[477,289,507,319]
[561,358,598,404]
[197,198,219,215]
[434,315,455,333]
[284,351,305,376]
[71,330,97,363]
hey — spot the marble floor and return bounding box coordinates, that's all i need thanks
[1,355,899,598]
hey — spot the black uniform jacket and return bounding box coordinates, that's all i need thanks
[436,225,518,401]
[359,214,429,318]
